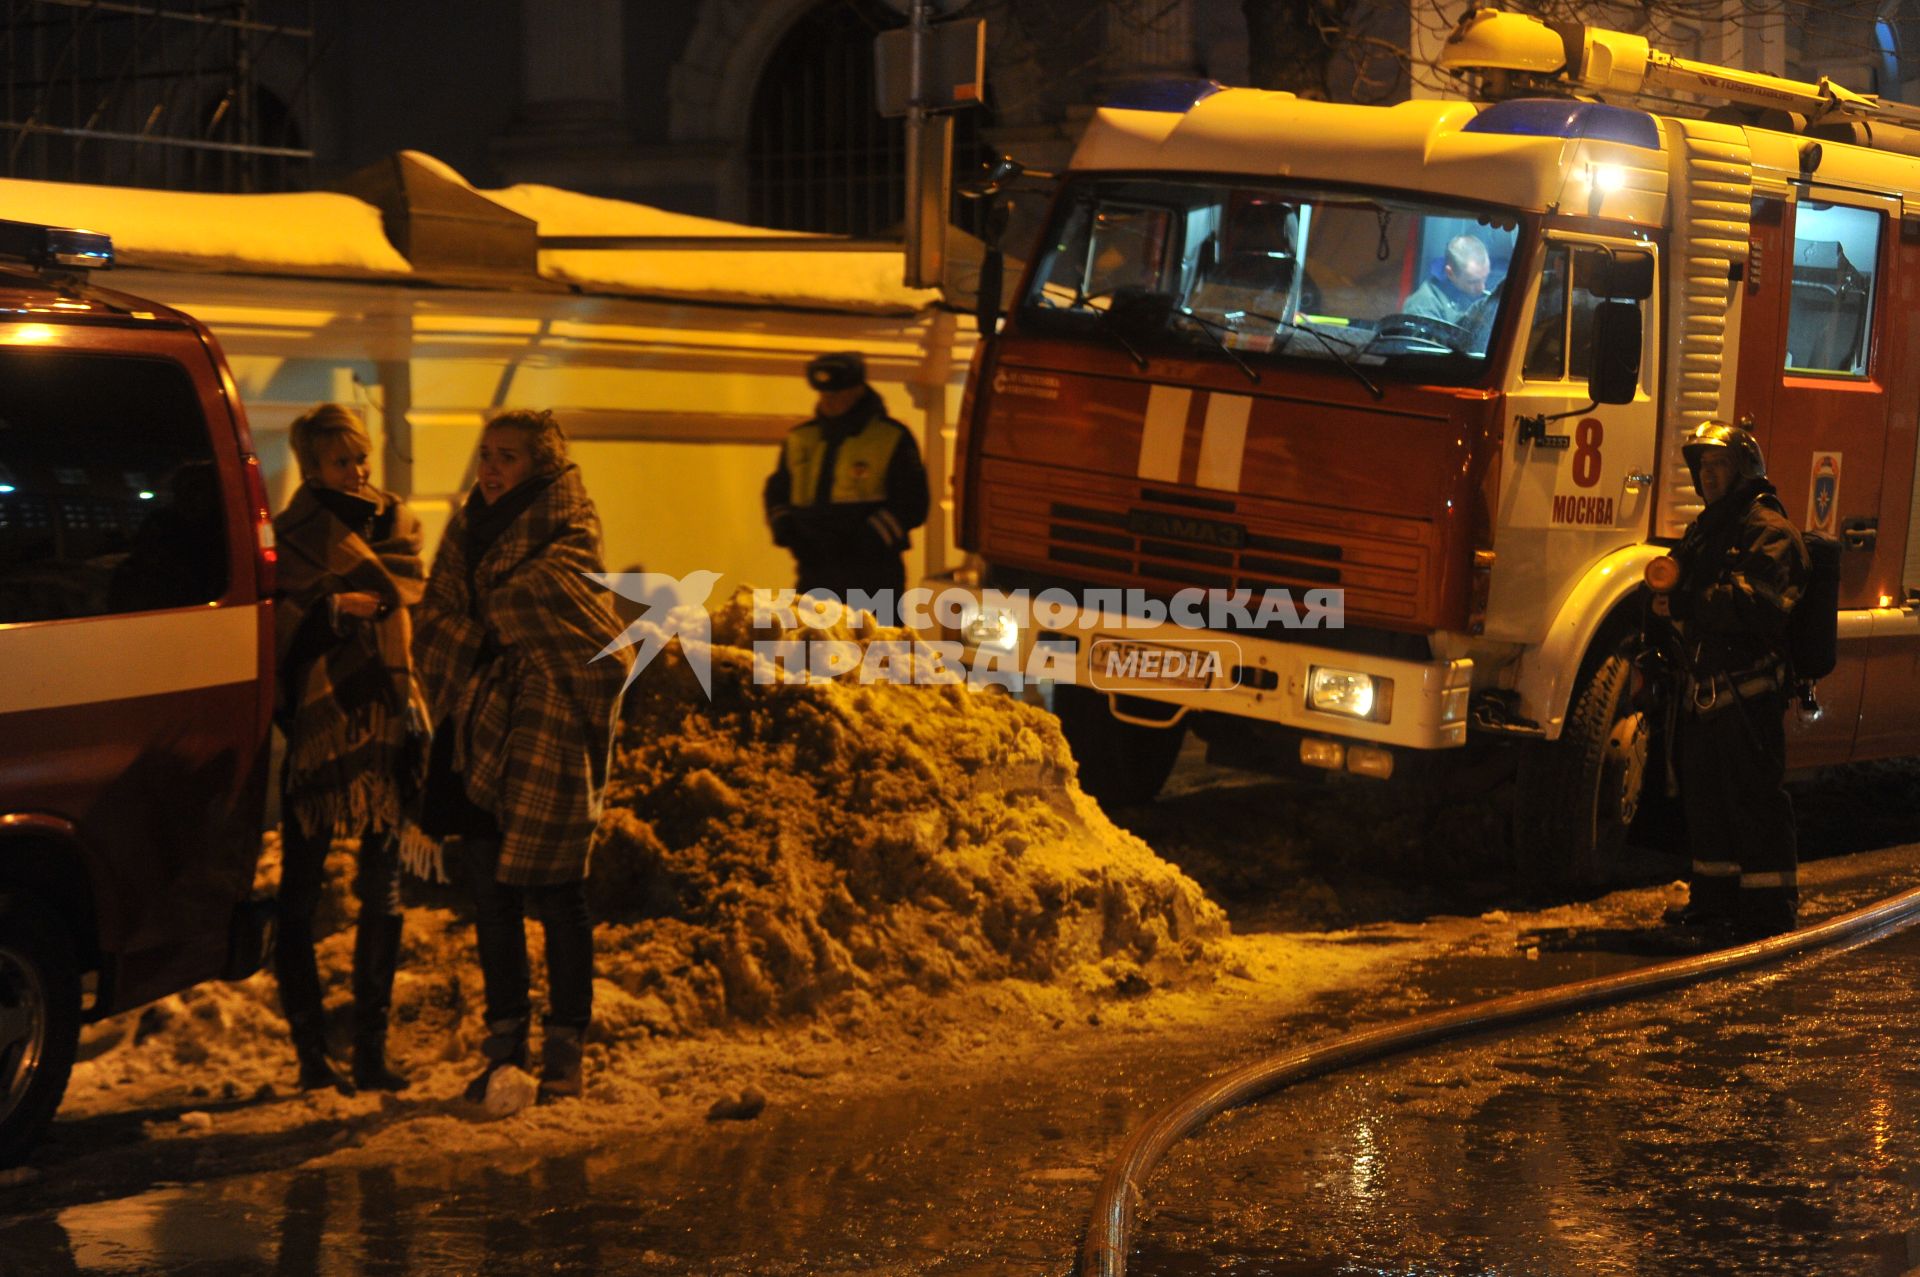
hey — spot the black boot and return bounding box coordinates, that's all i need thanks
[290,1015,355,1096]
[352,1014,409,1092]
[1662,899,1731,927]
[537,1025,585,1103]
[463,1017,531,1103]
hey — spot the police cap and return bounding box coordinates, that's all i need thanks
[806,351,867,392]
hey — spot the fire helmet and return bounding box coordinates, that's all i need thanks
[1681,420,1766,491]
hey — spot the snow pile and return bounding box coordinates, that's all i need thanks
[71,589,1226,1102]
[588,589,1227,1031]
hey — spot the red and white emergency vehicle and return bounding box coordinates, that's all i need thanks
[0,221,275,1164]
[939,9,1920,882]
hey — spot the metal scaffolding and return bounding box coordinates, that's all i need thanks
[1,0,317,192]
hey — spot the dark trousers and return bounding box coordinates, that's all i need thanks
[795,557,907,614]
[463,839,593,1031]
[1679,686,1798,929]
[275,818,403,1032]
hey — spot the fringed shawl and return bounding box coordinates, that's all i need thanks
[412,465,632,886]
[273,484,428,839]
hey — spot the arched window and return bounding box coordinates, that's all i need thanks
[746,0,991,238]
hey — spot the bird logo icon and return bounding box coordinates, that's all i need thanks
[585,569,724,697]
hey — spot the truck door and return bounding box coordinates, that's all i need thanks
[1855,202,1920,760]
[1734,190,1893,764]
[1486,232,1660,649]
[0,336,265,1006]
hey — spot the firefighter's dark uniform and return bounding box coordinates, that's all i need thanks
[1666,475,1810,936]
[764,355,929,602]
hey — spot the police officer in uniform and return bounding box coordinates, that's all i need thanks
[764,352,930,606]
[1654,421,1811,941]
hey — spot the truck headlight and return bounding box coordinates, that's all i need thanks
[960,603,1019,655]
[1306,666,1393,722]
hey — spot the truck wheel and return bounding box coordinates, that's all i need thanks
[1513,636,1649,890]
[0,895,81,1168]
[1053,685,1187,808]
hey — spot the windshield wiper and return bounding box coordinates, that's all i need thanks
[1097,313,1148,369]
[1056,287,1149,368]
[1172,309,1260,384]
[1273,318,1383,401]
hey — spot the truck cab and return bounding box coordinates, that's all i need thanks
[936,12,1920,886]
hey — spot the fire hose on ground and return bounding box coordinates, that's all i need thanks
[1080,882,1920,1277]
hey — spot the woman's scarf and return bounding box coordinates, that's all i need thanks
[273,484,428,839]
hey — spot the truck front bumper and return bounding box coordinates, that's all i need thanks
[924,577,1472,751]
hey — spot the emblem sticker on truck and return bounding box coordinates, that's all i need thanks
[991,368,1060,399]
[1807,452,1841,535]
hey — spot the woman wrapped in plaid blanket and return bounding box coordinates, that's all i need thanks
[413,409,632,1104]
[273,404,429,1095]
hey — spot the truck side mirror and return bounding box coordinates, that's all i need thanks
[1603,249,1655,300]
[1588,300,1642,404]
[972,196,1013,334]
[976,248,1004,334]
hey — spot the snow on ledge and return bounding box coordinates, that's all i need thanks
[0,154,943,315]
[478,181,940,314]
[0,176,412,278]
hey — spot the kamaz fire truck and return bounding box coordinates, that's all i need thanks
[937,9,1920,884]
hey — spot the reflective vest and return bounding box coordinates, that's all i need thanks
[783,414,905,507]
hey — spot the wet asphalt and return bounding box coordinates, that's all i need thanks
[5,759,1920,1275]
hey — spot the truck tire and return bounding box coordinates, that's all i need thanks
[1512,635,1650,890]
[0,894,81,1168]
[1053,685,1187,808]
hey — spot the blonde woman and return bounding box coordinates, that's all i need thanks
[413,409,630,1103]
[273,403,427,1093]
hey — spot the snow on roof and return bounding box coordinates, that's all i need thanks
[0,153,939,314]
[0,175,412,277]
[479,180,940,314]
[1071,95,1648,216]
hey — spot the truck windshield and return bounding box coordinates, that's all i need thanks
[1021,177,1522,386]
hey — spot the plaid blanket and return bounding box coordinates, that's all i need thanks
[412,465,632,886]
[273,484,428,840]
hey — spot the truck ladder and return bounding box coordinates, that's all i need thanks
[1440,9,1920,131]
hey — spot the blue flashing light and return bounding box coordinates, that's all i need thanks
[1102,78,1226,113]
[0,219,114,271]
[1464,98,1661,151]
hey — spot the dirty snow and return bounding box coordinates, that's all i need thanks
[55,590,1417,1168]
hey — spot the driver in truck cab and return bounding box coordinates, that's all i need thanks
[1402,233,1492,326]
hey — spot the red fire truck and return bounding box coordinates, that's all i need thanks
[937,10,1920,884]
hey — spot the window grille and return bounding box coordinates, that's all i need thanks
[746,0,992,239]
[1,0,316,192]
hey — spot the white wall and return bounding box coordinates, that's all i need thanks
[113,269,976,601]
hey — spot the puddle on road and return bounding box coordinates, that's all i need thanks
[9,902,1920,1274]
[1,1049,1167,1275]
[1134,924,1920,1275]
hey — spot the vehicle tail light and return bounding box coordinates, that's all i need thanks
[241,452,276,596]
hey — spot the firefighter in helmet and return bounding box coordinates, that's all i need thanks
[1651,420,1811,941]
[763,352,930,607]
